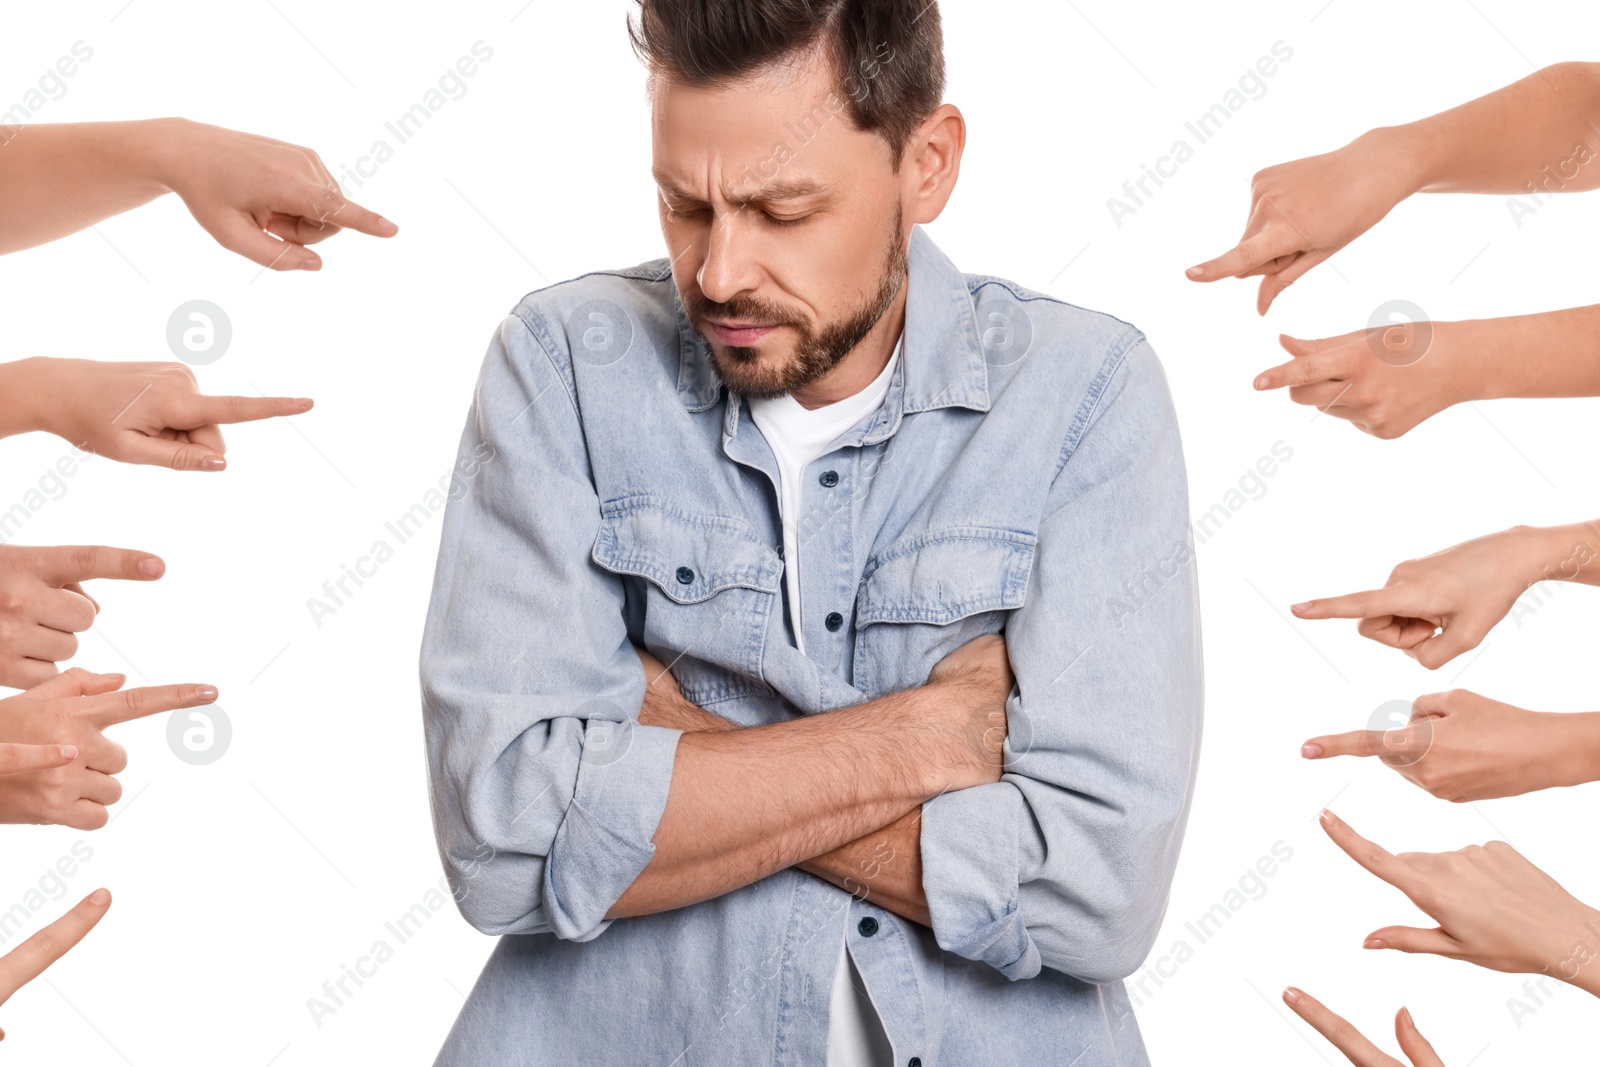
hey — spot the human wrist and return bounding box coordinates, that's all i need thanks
[1549,712,1600,789]
[1426,318,1501,404]
[1511,523,1596,586]
[1353,124,1430,203]
[0,358,55,438]
[130,116,195,195]
[1554,905,1600,995]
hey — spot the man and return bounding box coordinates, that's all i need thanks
[422,2,1202,1064]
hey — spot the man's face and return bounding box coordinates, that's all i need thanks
[650,50,910,399]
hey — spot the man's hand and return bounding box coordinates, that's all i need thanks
[1250,325,1470,440]
[633,646,735,734]
[1320,810,1600,992]
[10,358,311,471]
[1283,988,1446,1067]
[1289,525,1559,668]
[154,119,398,271]
[0,544,165,689]
[1185,129,1418,314]
[0,669,217,829]
[928,634,1015,789]
[1302,690,1600,802]
[0,888,111,1041]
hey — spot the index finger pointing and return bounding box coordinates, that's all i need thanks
[323,195,398,238]
[29,546,164,585]
[189,395,313,426]
[1291,589,1403,621]
[1282,988,1393,1067]
[1186,229,1299,282]
[1319,810,1418,895]
[0,889,110,1006]
[1301,729,1381,760]
[84,683,217,728]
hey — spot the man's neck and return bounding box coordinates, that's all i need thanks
[788,287,908,410]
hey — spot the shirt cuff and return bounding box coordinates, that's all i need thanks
[920,781,1040,980]
[542,719,682,941]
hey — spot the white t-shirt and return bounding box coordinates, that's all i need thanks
[747,340,901,1067]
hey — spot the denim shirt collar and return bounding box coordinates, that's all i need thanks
[670,226,993,443]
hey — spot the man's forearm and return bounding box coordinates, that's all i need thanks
[1390,61,1600,196]
[798,807,929,926]
[629,681,932,922]
[608,682,975,919]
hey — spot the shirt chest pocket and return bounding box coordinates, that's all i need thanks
[853,529,1037,698]
[591,497,782,704]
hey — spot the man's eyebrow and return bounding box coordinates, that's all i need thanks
[652,172,828,207]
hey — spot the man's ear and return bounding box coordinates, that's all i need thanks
[902,104,965,226]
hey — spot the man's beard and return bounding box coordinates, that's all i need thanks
[687,211,908,401]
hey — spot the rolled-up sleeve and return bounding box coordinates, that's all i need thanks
[920,335,1203,984]
[421,310,681,942]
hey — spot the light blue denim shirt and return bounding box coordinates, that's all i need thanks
[421,227,1203,1066]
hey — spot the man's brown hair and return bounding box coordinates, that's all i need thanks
[629,0,945,163]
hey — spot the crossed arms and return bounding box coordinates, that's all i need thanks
[420,314,1203,983]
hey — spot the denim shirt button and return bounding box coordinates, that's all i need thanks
[857,916,878,937]
[824,612,844,632]
[818,469,839,488]
[908,1060,922,1067]
[675,566,694,584]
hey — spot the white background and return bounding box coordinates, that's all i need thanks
[1,1,1597,1063]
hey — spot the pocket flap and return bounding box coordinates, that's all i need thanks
[593,498,782,605]
[857,530,1036,626]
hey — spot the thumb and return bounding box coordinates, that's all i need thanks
[22,668,124,700]
[1278,333,1331,358]
[209,213,322,271]
[0,744,77,776]
[1395,1007,1447,1067]
[119,435,226,473]
[1411,628,1476,671]
[1256,248,1326,315]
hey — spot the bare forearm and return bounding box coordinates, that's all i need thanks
[1448,306,1600,402]
[0,359,52,440]
[0,121,176,254]
[1386,61,1600,196]
[609,684,971,919]
[1504,521,1600,590]
[799,807,929,926]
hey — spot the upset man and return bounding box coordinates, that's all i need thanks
[422,3,1203,1064]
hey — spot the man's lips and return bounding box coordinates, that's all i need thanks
[707,320,781,346]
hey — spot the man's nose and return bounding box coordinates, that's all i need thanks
[696,211,762,305]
